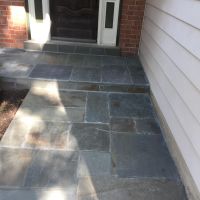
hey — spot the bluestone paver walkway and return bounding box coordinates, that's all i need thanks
[0,48,187,200]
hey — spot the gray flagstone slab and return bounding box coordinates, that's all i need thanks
[109,93,154,118]
[68,123,110,151]
[86,93,109,123]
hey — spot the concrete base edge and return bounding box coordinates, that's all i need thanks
[150,91,200,200]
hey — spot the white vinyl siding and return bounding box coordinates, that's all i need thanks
[139,0,200,192]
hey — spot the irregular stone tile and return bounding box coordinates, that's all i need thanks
[58,45,75,54]
[75,46,90,54]
[78,151,111,177]
[99,85,129,93]
[110,118,136,133]
[86,93,109,123]
[0,148,32,187]
[30,80,99,92]
[68,123,110,151]
[26,122,69,149]
[127,85,149,93]
[0,52,33,65]
[58,82,100,91]
[102,65,132,84]
[15,106,85,123]
[109,93,154,118]
[1,119,33,147]
[22,52,43,65]
[128,65,148,85]
[0,48,25,55]
[90,47,105,55]
[101,56,125,66]
[78,194,101,200]
[136,118,161,135]
[125,56,141,66]
[104,48,120,56]
[24,150,78,188]
[78,177,187,200]
[101,180,187,200]
[133,73,148,85]
[66,54,85,67]
[111,134,179,180]
[83,55,102,68]
[78,176,137,196]
[71,67,101,83]
[0,62,33,78]
[42,43,58,52]
[29,64,72,80]
[0,188,76,200]
[2,120,70,149]
[22,88,86,108]
[39,53,66,65]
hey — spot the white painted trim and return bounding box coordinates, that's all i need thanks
[28,0,51,43]
[97,0,103,45]
[98,0,120,46]
[42,0,51,41]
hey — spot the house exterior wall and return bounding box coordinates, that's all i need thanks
[0,0,28,48]
[139,0,200,199]
[0,0,145,55]
[119,0,146,55]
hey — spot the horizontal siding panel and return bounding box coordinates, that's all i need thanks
[140,0,200,193]
[145,4,200,60]
[139,50,200,191]
[141,29,200,128]
[140,40,200,161]
[143,17,200,92]
[146,0,200,30]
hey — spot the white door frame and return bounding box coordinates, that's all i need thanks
[28,0,120,46]
[97,0,120,46]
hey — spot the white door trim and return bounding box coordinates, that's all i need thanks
[28,0,50,43]
[97,0,103,45]
[98,0,120,46]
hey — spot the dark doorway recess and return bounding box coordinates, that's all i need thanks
[50,0,99,42]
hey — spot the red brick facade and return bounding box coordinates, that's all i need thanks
[0,0,145,55]
[0,0,28,48]
[119,0,146,55]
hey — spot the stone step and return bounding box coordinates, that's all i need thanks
[0,48,188,199]
[77,177,187,200]
[0,179,187,200]
[0,76,149,94]
[0,146,187,199]
[24,40,120,56]
[0,49,149,94]
[0,89,180,183]
[1,89,156,150]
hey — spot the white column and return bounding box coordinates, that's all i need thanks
[28,0,51,43]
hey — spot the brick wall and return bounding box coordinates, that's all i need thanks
[0,0,28,48]
[119,0,146,55]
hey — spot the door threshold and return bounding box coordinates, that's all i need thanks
[24,40,120,56]
[51,37,96,44]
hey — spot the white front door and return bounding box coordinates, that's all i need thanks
[28,0,120,46]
